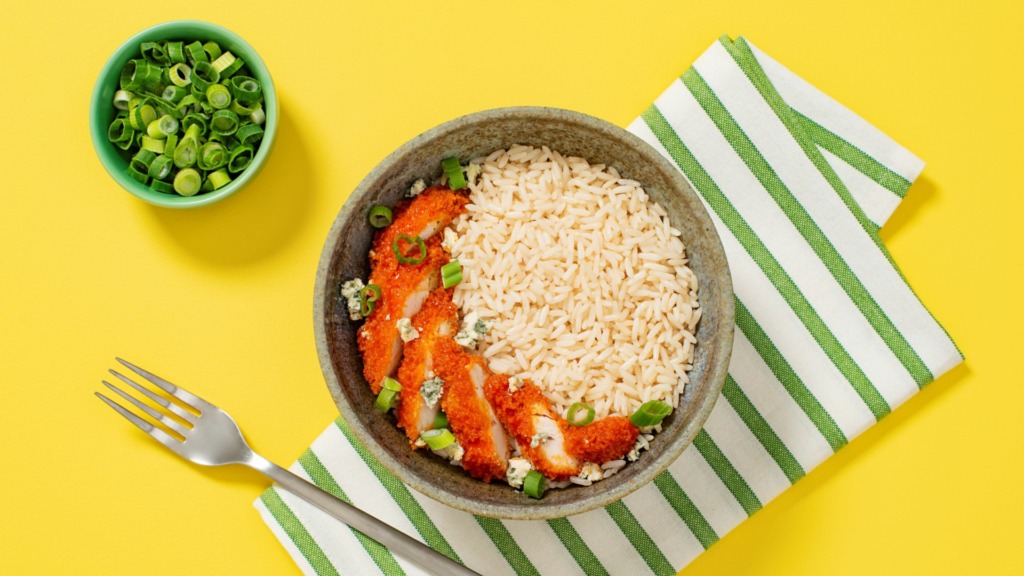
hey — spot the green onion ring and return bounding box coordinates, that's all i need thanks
[358,284,382,317]
[368,205,393,228]
[206,84,232,109]
[566,402,596,426]
[208,168,231,190]
[441,156,467,190]
[441,260,462,289]
[420,428,456,450]
[190,61,219,92]
[184,41,207,65]
[173,168,202,196]
[166,41,185,65]
[629,400,673,427]
[235,122,263,145]
[148,155,174,180]
[392,234,427,265]
[374,377,402,412]
[523,470,546,499]
[227,144,254,173]
[202,41,222,61]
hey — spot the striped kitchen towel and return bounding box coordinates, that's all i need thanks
[255,36,963,576]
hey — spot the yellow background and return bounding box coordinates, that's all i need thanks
[2,1,1021,574]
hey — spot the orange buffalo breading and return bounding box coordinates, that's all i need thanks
[395,289,458,446]
[485,375,639,479]
[358,187,468,393]
[565,416,638,464]
[359,237,448,392]
[435,347,509,482]
[484,375,580,479]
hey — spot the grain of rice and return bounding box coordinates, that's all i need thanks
[451,145,699,420]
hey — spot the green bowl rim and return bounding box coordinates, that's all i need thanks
[89,19,278,208]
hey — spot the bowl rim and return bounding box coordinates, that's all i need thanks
[314,106,734,519]
[89,19,278,208]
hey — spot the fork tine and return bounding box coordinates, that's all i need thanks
[96,392,182,451]
[108,369,196,423]
[115,358,212,412]
[101,380,190,437]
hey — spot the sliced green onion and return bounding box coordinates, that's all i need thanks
[163,133,178,157]
[140,136,165,154]
[184,41,208,65]
[210,110,239,136]
[420,428,456,450]
[202,41,222,61]
[173,136,198,168]
[229,99,257,116]
[151,179,175,194]
[130,149,157,173]
[523,470,546,499]
[206,84,232,109]
[393,234,427,265]
[127,164,149,184]
[218,56,245,78]
[198,141,227,170]
[433,412,448,429]
[129,103,157,130]
[208,168,231,190]
[630,400,673,427]
[249,107,266,125]
[147,115,179,139]
[140,42,168,65]
[168,63,192,87]
[173,168,202,196]
[211,51,235,73]
[441,260,462,289]
[235,122,263,145]
[191,61,219,92]
[166,41,185,65]
[441,156,466,190]
[358,284,382,316]
[113,90,134,110]
[230,76,262,105]
[161,85,187,103]
[368,205,393,228]
[374,377,402,412]
[107,118,133,143]
[566,402,596,426]
[120,59,162,91]
[148,155,174,180]
[227,144,254,173]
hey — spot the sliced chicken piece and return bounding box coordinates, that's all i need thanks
[358,187,468,392]
[484,375,639,480]
[395,289,458,446]
[435,350,510,482]
[483,375,580,479]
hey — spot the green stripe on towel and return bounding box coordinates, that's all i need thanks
[260,488,340,576]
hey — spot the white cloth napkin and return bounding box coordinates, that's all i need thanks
[254,36,962,576]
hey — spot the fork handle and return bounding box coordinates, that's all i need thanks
[245,452,481,576]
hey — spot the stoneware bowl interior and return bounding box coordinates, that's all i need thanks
[314,106,734,520]
[89,20,278,208]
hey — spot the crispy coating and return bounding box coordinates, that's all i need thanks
[484,375,639,480]
[395,289,458,446]
[565,416,639,464]
[357,188,467,393]
[436,347,509,482]
[359,237,448,392]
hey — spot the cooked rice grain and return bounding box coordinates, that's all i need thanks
[450,145,700,420]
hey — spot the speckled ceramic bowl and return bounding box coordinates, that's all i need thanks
[314,107,734,519]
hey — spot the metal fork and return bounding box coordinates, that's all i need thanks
[97,358,479,576]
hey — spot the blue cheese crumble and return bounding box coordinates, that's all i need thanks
[420,377,444,408]
[396,318,419,342]
[340,278,366,321]
[407,178,427,197]
[578,462,604,482]
[455,311,493,348]
[507,375,524,394]
[530,431,551,448]
[506,457,533,489]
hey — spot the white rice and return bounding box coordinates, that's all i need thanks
[450,145,701,420]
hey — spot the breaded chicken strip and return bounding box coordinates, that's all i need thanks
[395,289,458,446]
[435,348,510,482]
[484,375,638,480]
[358,187,468,392]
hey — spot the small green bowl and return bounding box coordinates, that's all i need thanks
[90,20,278,208]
